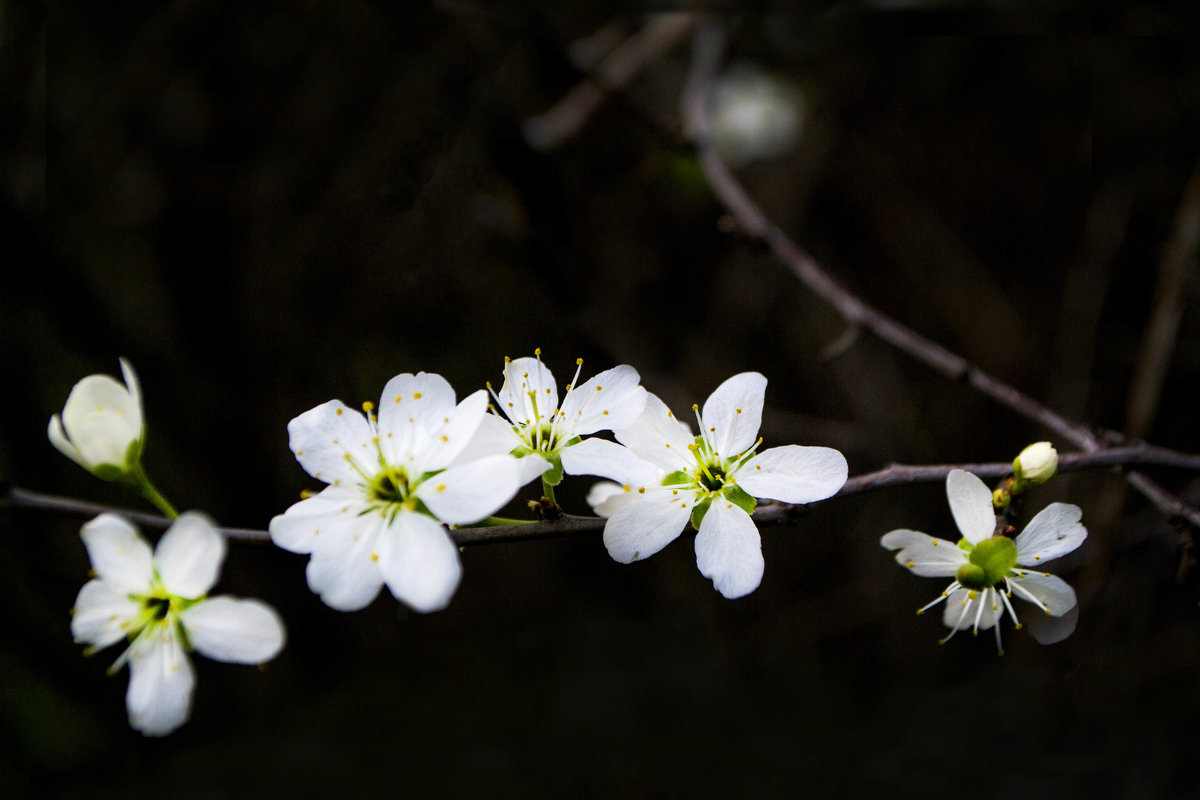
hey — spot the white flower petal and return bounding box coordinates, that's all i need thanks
[155,513,225,599]
[448,412,523,467]
[48,415,87,468]
[602,489,693,563]
[72,580,140,651]
[269,486,367,555]
[181,596,286,664]
[305,513,386,611]
[1014,503,1087,565]
[737,445,847,504]
[614,393,695,471]
[694,500,764,599]
[586,481,638,518]
[126,628,195,737]
[80,513,154,595]
[118,357,144,422]
[880,530,966,577]
[1026,603,1079,645]
[559,364,647,436]
[376,372,459,458]
[701,371,766,458]
[403,389,490,472]
[942,586,1003,631]
[286,400,376,486]
[946,469,996,545]
[514,453,553,487]
[559,437,662,487]
[497,357,558,426]
[376,511,463,613]
[1010,572,1077,616]
[416,454,522,525]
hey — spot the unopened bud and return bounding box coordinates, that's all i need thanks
[1013,442,1058,487]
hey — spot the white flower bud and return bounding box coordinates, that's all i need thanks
[48,358,144,478]
[1014,441,1058,486]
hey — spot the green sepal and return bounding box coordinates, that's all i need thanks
[91,463,127,482]
[511,445,536,459]
[662,470,691,487]
[542,453,564,487]
[124,436,144,470]
[690,495,713,529]
[722,484,757,516]
[562,435,582,448]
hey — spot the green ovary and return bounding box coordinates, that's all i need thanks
[955,536,1018,590]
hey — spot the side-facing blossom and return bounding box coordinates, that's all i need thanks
[881,469,1087,654]
[463,351,647,488]
[270,372,540,613]
[577,372,848,599]
[72,513,285,736]
[49,358,144,480]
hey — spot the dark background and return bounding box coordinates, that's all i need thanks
[2,3,1199,797]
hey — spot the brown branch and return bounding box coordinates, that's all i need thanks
[679,20,1200,530]
[6,444,1197,546]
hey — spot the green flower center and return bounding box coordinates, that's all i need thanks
[955,536,1019,590]
[366,467,412,505]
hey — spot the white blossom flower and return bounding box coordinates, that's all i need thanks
[881,469,1087,654]
[577,372,848,599]
[463,351,647,491]
[71,512,285,737]
[49,358,144,479]
[270,372,537,613]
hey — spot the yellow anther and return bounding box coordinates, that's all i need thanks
[395,395,403,403]
[576,357,583,365]
[534,347,541,355]
[413,392,422,399]
[638,487,645,494]
[300,489,313,500]
[436,484,446,492]
[370,553,379,562]
[736,408,742,414]
[362,401,375,413]
[692,404,699,412]
[336,408,343,416]
[595,385,603,391]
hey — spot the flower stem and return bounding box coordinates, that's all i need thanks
[131,470,178,520]
[541,479,557,506]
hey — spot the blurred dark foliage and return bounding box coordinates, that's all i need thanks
[2,2,1199,798]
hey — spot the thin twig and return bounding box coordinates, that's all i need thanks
[679,21,1200,530]
[6,444,1197,545]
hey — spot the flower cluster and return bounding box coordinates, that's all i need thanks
[49,356,1095,735]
